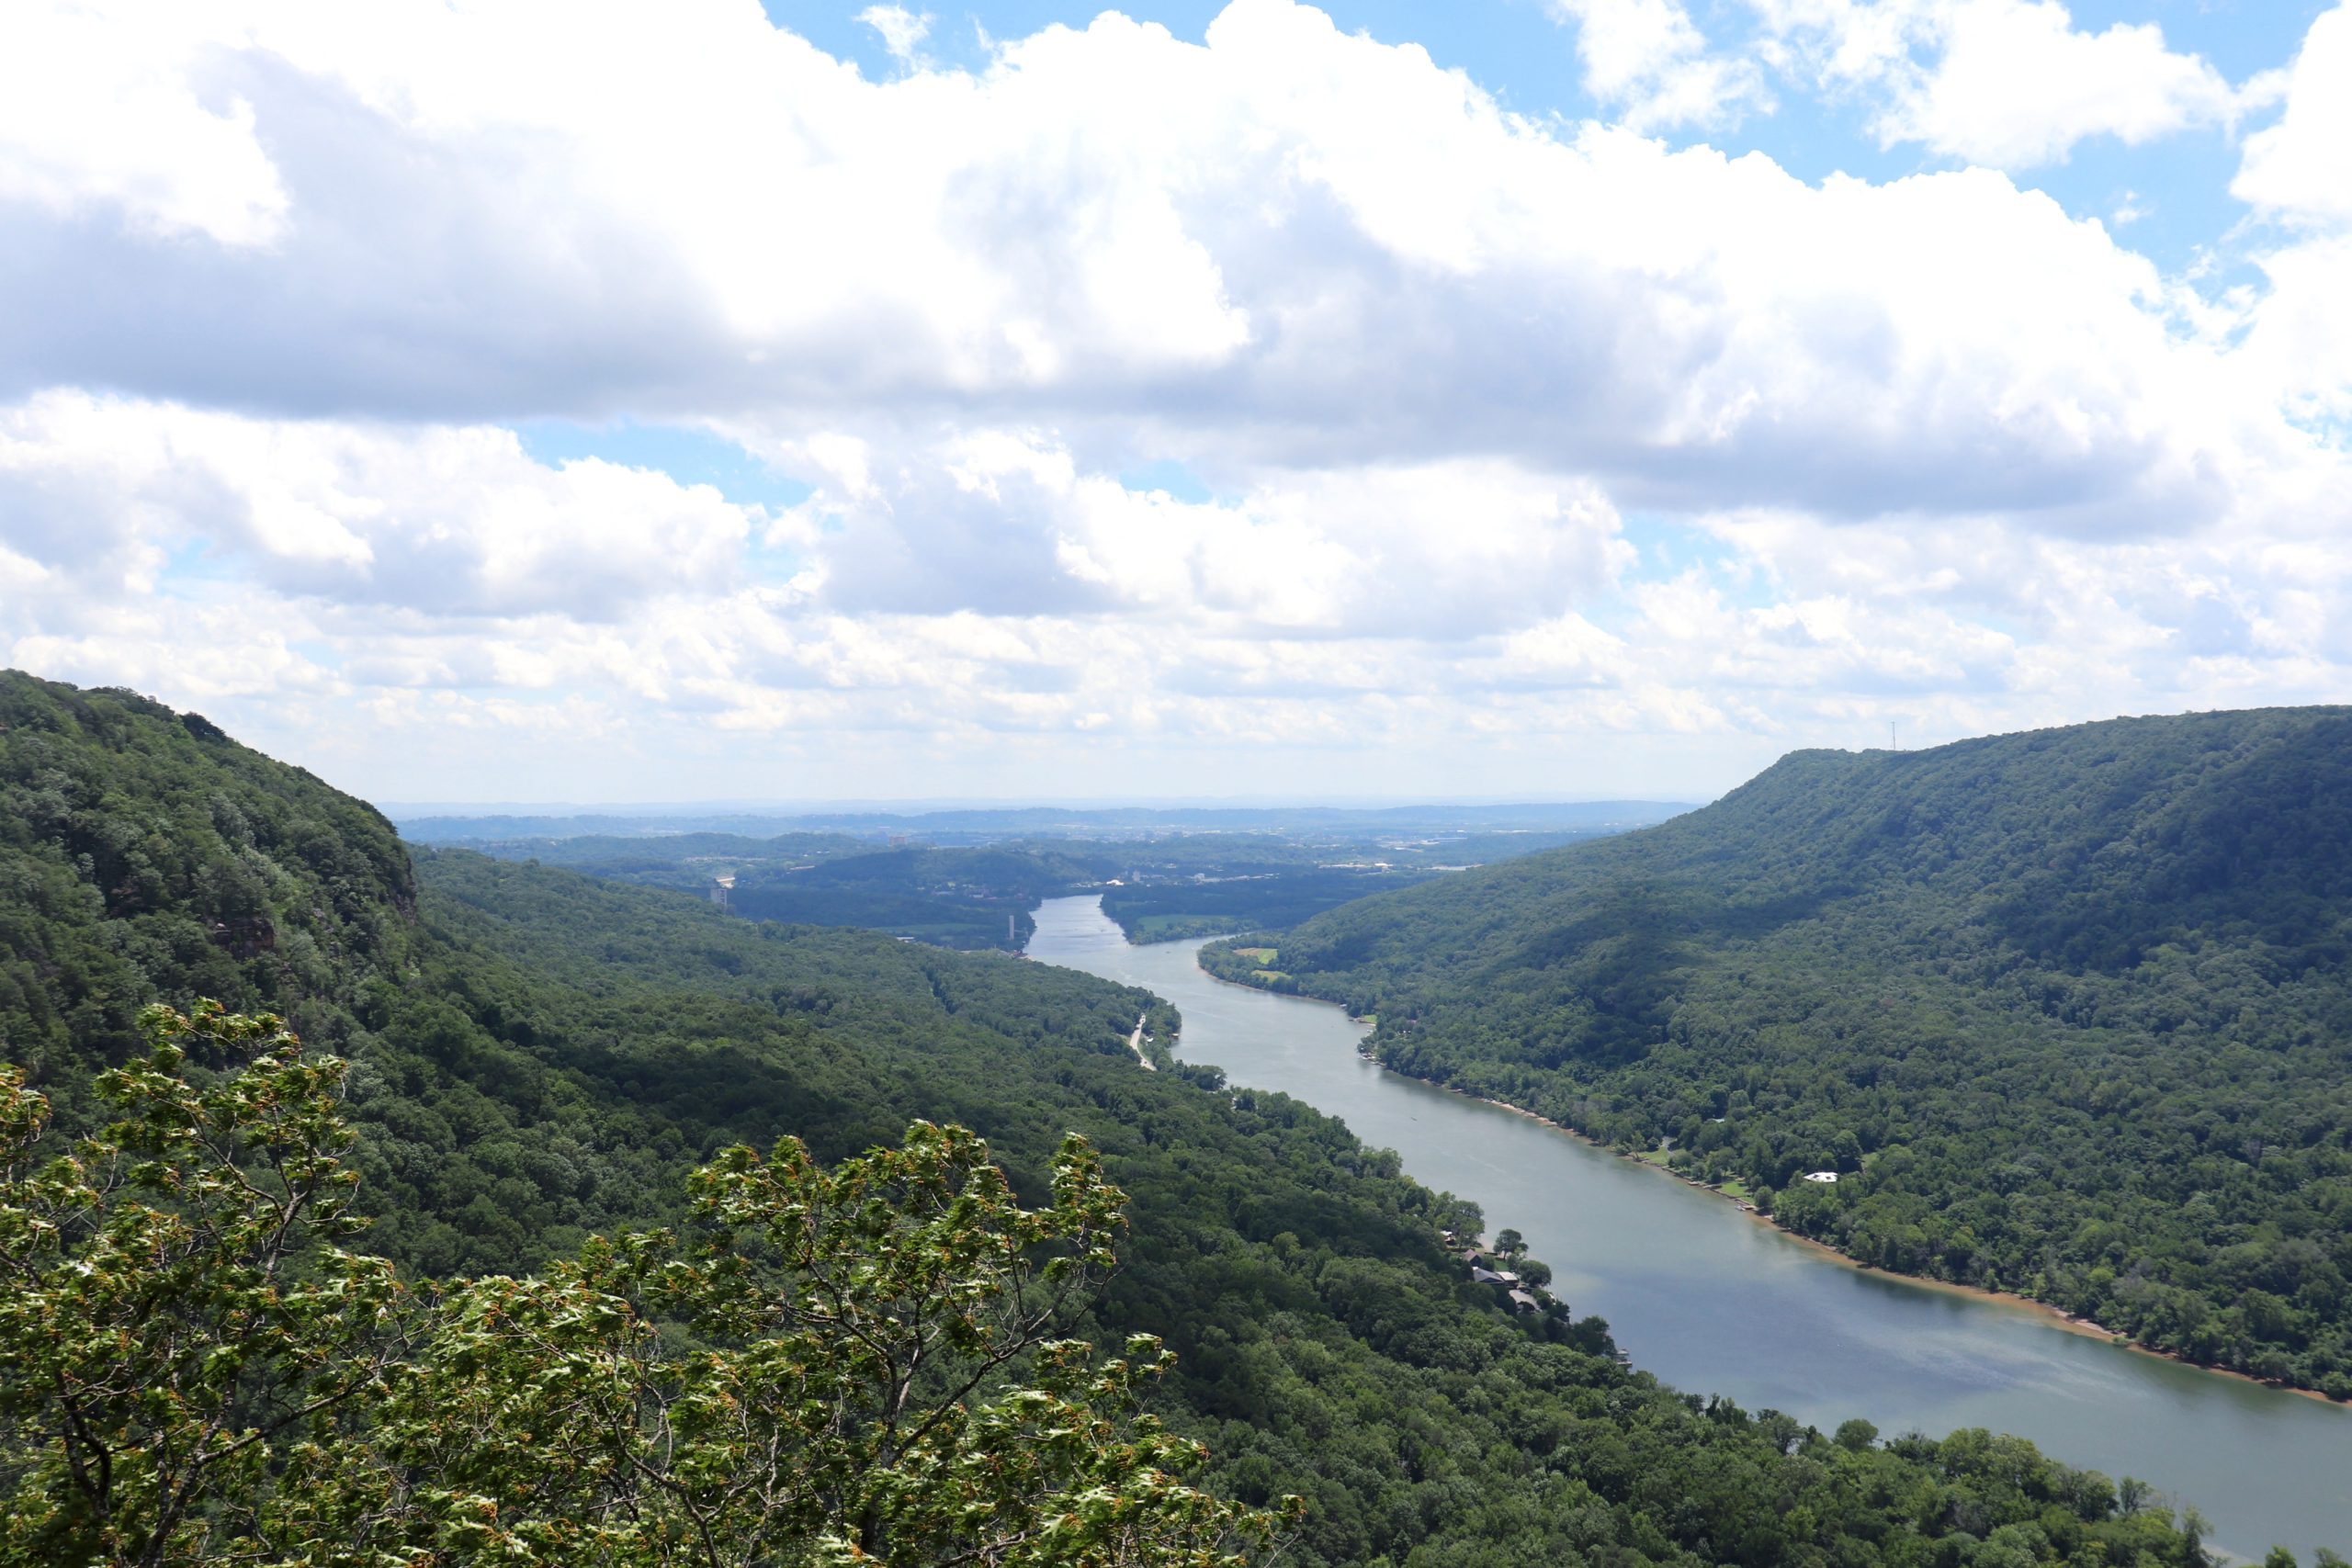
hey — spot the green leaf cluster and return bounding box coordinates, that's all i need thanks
[1,1005,1275,1567]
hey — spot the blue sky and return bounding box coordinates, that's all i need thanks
[1,0,2347,803]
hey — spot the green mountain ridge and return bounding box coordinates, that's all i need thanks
[1216,707,2352,1396]
[0,671,2222,1566]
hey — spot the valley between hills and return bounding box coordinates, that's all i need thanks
[6,671,2347,1565]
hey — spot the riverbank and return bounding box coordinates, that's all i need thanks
[1735,1179,2346,1407]
[1228,968,2347,1412]
[1032,896,2352,1558]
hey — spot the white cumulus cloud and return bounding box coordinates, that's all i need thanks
[1881,0,2241,167]
[0,2,288,245]
[2234,3,2352,228]
[0,0,2317,536]
[1548,0,1770,130]
[0,392,761,619]
[1748,0,2264,168]
[0,0,2344,800]
[2230,4,2352,435]
[858,5,933,64]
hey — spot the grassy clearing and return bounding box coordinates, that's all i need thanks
[1130,913,1255,942]
[1631,1148,1751,1203]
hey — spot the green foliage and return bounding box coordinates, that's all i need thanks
[0,674,2222,1567]
[1100,870,1435,944]
[0,1003,403,1567]
[0,1006,1274,1567]
[0,676,415,1113]
[1245,707,2352,1393]
[727,846,1107,951]
[454,830,869,889]
[368,1121,1272,1567]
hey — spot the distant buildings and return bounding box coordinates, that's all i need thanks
[1462,1240,1558,1318]
[709,874,735,910]
[1803,1170,1839,1184]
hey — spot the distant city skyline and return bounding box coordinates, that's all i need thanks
[3,0,2346,805]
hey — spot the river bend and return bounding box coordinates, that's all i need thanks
[1026,895,2352,1562]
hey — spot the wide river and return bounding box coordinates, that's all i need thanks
[1027,896,2352,1562]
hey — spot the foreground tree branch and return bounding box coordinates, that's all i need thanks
[0,1003,1288,1568]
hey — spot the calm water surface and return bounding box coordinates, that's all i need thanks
[1027,895,2352,1562]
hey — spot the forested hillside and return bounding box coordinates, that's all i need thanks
[453,829,869,885]
[0,673,2222,1566]
[0,677,417,1125]
[1222,708,2352,1396]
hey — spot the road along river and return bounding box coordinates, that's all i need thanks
[1027,895,2352,1562]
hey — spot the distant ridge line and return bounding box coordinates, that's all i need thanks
[395,800,1700,843]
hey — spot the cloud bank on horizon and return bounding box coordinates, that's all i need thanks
[0,0,2346,802]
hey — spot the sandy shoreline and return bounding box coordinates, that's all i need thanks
[1457,1080,2344,1405]
[1198,964,2348,1411]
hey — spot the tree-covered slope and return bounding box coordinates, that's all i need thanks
[447,829,869,885]
[0,677,417,1117]
[1226,708,2352,1394]
[0,671,2222,1566]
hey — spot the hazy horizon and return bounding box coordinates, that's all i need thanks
[379,793,1708,816]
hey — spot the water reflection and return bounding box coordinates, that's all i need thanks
[1027,895,2352,1561]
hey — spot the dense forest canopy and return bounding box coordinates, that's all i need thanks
[1222,708,2352,1398]
[0,672,2233,1564]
